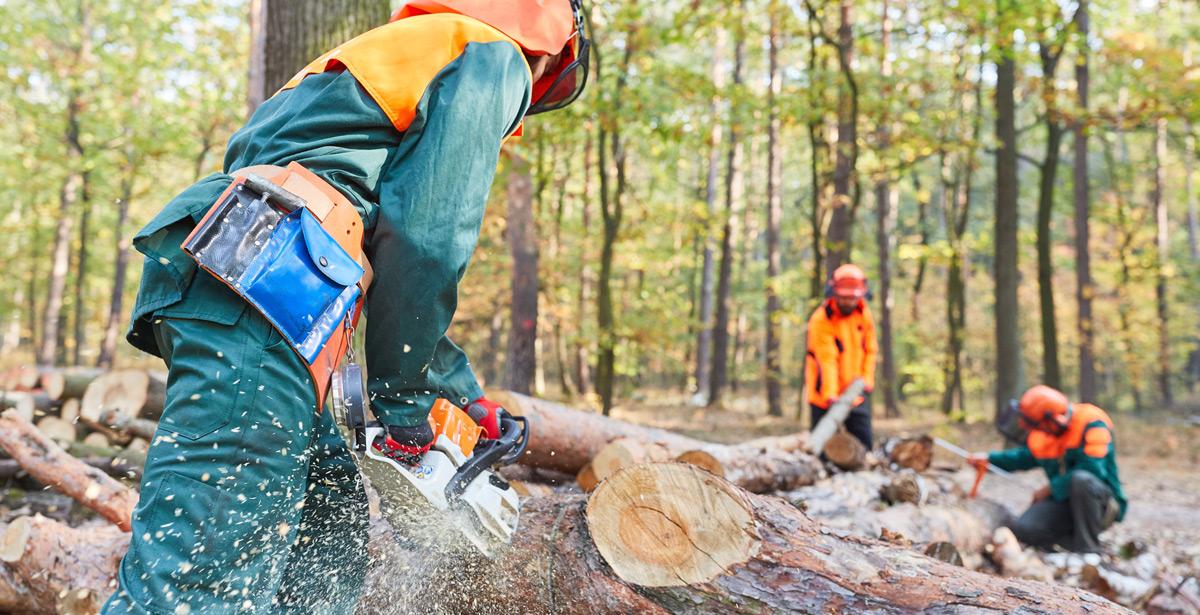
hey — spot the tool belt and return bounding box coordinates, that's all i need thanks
[182,162,373,409]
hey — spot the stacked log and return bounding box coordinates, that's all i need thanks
[40,367,104,402]
[79,369,166,424]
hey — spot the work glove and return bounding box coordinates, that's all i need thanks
[466,397,503,440]
[966,453,990,472]
[374,422,435,464]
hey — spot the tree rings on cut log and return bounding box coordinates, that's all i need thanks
[886,435,934,472]
[586,462,760,587]
[80,369,167,423]
[674,450,724,477]
[824,429,868,471]
[576,462,599,492]
[0,516,31,563]
[40,367,104,401]
[34,417,76,446]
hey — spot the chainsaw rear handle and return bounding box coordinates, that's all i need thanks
[445,410,529,501]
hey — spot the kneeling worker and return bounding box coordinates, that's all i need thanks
[969,385,1126,553]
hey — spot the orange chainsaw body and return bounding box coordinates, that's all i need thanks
[428,398,484,458]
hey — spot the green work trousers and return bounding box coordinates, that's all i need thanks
[102,290,369,614]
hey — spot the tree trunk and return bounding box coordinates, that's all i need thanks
[0,515,128,615]
[71,173,92,367]
[709,19,745,408]
[99,148,138,369]
[910,170,932,319]
[875,0,899,418]
[503,154,538,394]
[1153,119,1172,406]
[825,0,858,275]
[40,92,84,367]
[574,133,594,397]
[692,31,726,403]
[993,5,1022,419]
[1036,36,1065,389]
[806,3,828,300]
[1073,0,1097,402]
[1105,131,1144,410]
[1186,122,1198,261]
[248,0,390,108]
[763,5,784,418]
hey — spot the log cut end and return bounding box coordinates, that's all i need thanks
[0,517,31,563]
[80,369,153,423]
[674,450,725,478]
[591,438,672,483]
[586,462,759,587]
[824,430,868,471]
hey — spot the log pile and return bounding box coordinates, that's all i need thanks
[0,383,1138,614]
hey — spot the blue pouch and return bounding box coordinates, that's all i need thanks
[184,182,363,365]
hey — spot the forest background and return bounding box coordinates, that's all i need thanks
[2,0,1199,424]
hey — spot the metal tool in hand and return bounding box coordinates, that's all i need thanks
[933,437,1020,498]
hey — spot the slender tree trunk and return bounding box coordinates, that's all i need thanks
[71,173,92,366]
[98,160,137,369]
[1153,119,1172,405]
[1073,0,1097,402]
[1104,134,1143,410]
[249,0,390,108]
[709,20,745,408]
[693,31,726,403]
[874,0,898,417]
[503,155,538,394]
[41,92,84,367]
[825,0,857,275]
[574,133,594,396]
[764,5,784,417]
[1036,122,1064,390]
[1186,122,1198,261]
[994,1,1022,418]
[806,4,827,299]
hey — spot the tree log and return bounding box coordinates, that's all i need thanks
[99,408,159,441]
[34,416,76,446]
[807,378,867,456]
[0,410,137,530]
[80,369,167,424]
[674,444,824,493]
[590,437,672,483]
[0,392,35,422]
[0,516,127,615]
[825,428,868,470]
[40,367,104,401]
[488,391,813,480]
[885,435,934,471]
[61,397,81,424]
[0,457,141,482]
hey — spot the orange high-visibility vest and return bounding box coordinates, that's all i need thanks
[805,299,878,408]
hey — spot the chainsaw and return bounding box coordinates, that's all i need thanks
[331,364,530,557]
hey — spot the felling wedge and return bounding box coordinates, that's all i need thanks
[333,365,530,557]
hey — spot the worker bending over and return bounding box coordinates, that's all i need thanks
[970,385,1126,553]
[103,1,589,612]
[805,264,878,449]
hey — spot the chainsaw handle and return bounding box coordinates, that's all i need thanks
[497,415,530,466]
[445,411,528,501]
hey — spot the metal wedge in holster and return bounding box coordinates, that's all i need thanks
[181,162,374,410]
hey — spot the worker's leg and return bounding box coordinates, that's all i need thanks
[1065,471,1116,553]
[1007,499,1073,550]
[272,407,370,613]
[809,405,827,432]
[842,400,873,450]
[103,307,318,614]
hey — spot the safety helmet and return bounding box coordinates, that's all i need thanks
[391,0,590,115]
[1017,385,1072,434]
[828,264,868,299]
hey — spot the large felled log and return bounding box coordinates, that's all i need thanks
[674,443,824,493]
[40,367,104,401]
[488,391,814,480]
[80,369,167,424]
[590,437,673,483]
[0,516,127,614]
[824,428,868,470]
[0,410,138,530]
[885,435,934,471]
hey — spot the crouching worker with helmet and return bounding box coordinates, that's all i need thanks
[805,264,878,450]
[969,386,1126,553]
[102,1,590,613]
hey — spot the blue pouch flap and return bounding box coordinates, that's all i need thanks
[300,211,363,287]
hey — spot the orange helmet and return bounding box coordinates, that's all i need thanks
[829,264,868,299]
[1017,385,1072,434]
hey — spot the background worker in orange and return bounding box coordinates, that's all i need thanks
[805,264,878,449]
[969,385,1126,553]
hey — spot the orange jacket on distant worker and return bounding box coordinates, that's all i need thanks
[805,298,878,408]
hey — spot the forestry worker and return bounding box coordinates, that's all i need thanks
[805,263,879,450]
[102,1,589,613]
[970,385,1127,553]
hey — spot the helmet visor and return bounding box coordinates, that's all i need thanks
[527,1,590,115]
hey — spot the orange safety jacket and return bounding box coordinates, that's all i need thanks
[805,298,878,409]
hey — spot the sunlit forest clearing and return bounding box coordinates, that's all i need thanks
[0,0,1198,613]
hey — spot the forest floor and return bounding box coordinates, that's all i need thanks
[602,391,1200,607]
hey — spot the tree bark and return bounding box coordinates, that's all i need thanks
[503,154,538,394]
[1036,37,1065,390]
[806,3,829,300]
[0,515,128,615]
[40,94,84,367]
[71,172,92,366]
[1153,118,1172,405]
[0,410,138,531]
[248,0,390,109]
[574,133,594,397]
[708,16,745,408]
[825,0,858,275]
[98,150,138,369]
[875,0,899,418]
[763,5,784,418]
[1074,0,1097,402]
[993,3,1022,419]
[692,30,726,403]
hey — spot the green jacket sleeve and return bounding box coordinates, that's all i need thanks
[364,41,531,427]
[988,446,1037,472]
